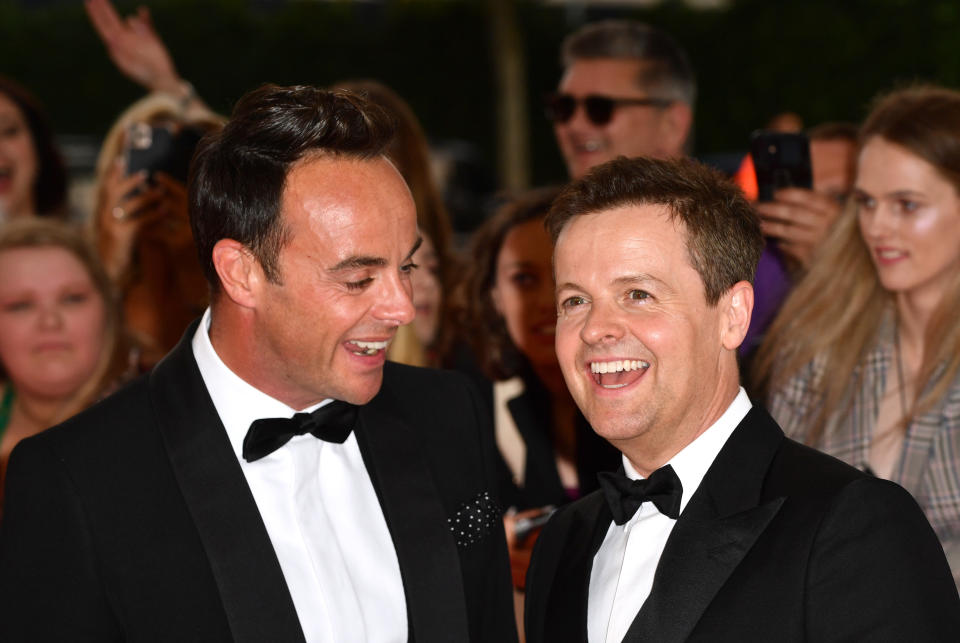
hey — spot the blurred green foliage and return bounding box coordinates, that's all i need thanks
[3,0,960,185]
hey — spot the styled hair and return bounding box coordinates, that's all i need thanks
[188,84,396,291]
[457,187,561,380]
[753,85,960,443]
[546,156,762,306]
[0,219,121,421]
[561,20,696,106]
[333,79,458,362]
[0,76,68,217]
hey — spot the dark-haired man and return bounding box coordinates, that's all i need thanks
[546,20,695,179]
[0,85,516,642]
[524,156,960,642]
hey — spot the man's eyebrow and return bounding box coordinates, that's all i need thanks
[611,273,669,289]
[329,255,388,272]
[555,273,671,293]
[404,236,423,262]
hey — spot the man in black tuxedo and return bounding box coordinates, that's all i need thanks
[524,156,960,642]
[0,85,516,642]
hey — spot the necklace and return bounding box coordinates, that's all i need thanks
[893,320,909,422]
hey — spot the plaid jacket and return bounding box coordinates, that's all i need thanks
[769,317,960,587]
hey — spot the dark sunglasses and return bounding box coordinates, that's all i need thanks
[544,93,674,126]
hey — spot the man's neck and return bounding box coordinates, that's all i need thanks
[619,378,741,477]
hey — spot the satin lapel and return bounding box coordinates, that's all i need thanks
[623,408,787,643]
[542,492,612,641]
[354,402,470,642]
[149,322,305,643]
[623,499,784,643]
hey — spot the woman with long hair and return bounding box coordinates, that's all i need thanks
[0,76,68,221]
[754,85,960,585]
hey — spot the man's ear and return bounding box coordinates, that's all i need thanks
[660,102,693,157]
[720,281,754,351]
[211,239,261,309]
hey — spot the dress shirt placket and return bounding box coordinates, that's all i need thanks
[291,439,367,642]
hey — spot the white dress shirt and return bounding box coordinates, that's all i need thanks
[192,309,407,643]
[587,388,752,643]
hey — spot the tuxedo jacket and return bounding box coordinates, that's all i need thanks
[0,323,517,643]
[524,407,960,642]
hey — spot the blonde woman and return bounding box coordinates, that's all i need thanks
[0,219,125,510]
[754,85,960,586]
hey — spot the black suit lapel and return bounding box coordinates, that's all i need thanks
[541,492,612,641]
[149,322,306,643]
[354,398,470,642]
[623,408,786,643]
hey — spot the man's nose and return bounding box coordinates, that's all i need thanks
[579,299,624,345]
[375,272,416,326]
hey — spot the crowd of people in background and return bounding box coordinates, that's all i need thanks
[2,0,960,639]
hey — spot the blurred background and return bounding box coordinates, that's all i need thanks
[4,0,959,231]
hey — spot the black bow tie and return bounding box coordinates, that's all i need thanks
[597,464,683,525]
[243,400,359,463]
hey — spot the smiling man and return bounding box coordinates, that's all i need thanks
[523,156,960,642]
[0,85,515,643]
[547,20,695,180]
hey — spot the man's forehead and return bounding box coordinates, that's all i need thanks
[561,57,646,91]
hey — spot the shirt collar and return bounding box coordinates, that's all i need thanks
[191,307,330,461]
[623,387,752,514]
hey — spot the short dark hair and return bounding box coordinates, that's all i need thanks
[0,76,68,217]
[546,156,762,305]
[561,20,696,106]
[188,84,396,291]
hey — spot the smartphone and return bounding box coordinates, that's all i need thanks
[750,130,812,202]
[513,505,556,546]
[125,122,204,184]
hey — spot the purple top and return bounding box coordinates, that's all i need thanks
[741,242,793,357]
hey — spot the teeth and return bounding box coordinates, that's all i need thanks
[583,140,602,152]
[590,360,650,374]
[878,250,903,258]
[349,340,388,356]
[352,340,388,349]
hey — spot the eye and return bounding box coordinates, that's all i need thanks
[560,295,587,310]
[0,124,22,139]
[400,261,420,275]
[1,299,32,313]
[62,292,91,305]
[626,289,651,301]
[897,199,920,213]
[345,277,374,291]
[854,193,876,211]
[509,271,538,290]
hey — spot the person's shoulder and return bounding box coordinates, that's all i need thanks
[379,362,482,409]
[19,373,153,460]
[765,435,868,499]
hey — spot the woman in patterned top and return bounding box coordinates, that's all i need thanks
[753,85,960,587]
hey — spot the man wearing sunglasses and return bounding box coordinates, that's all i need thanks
[547,20,695,179]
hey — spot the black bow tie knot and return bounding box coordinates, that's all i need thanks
[243,400,359,462]
[598,464,683,525]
